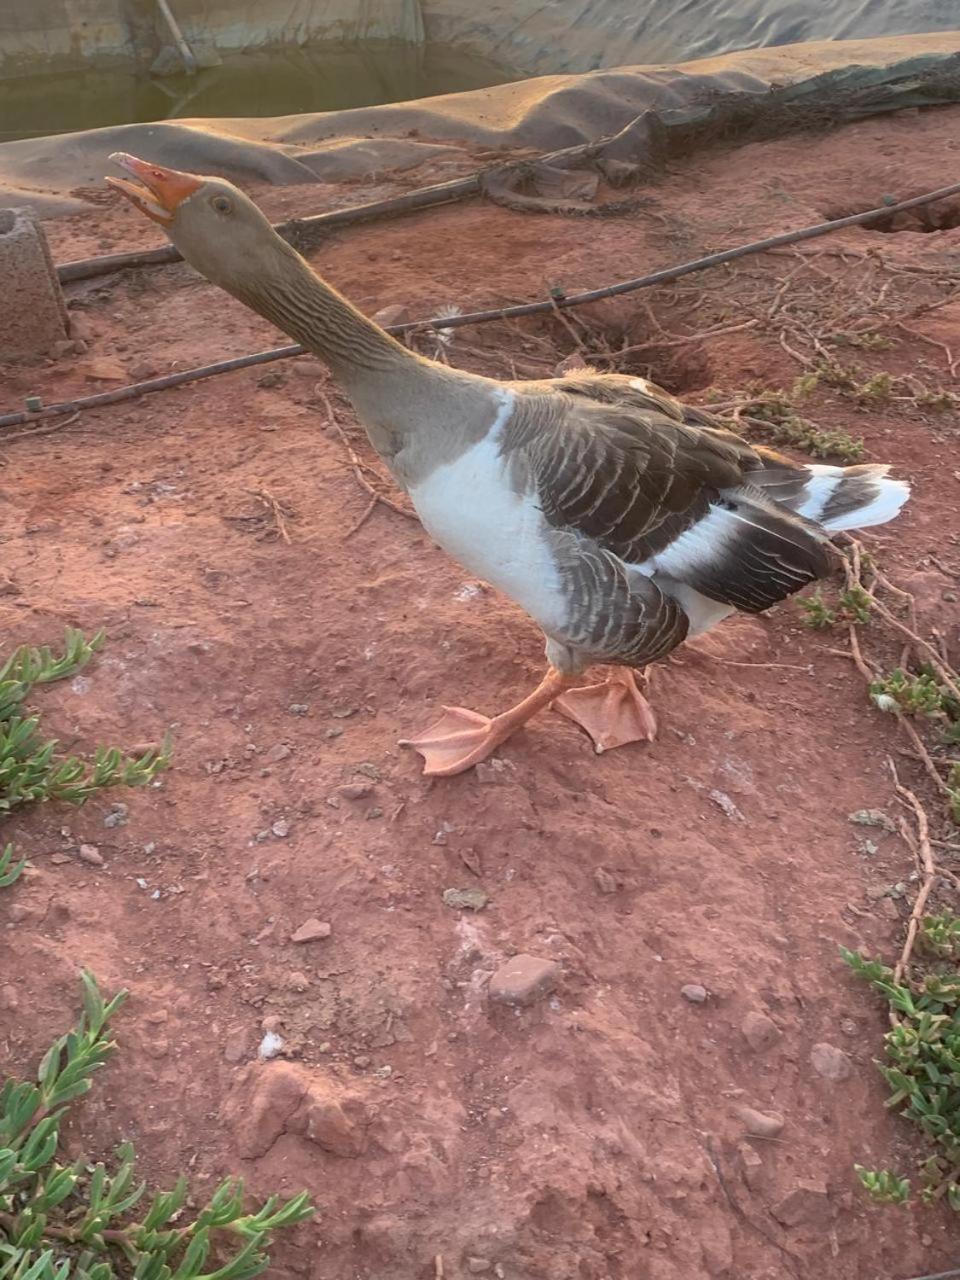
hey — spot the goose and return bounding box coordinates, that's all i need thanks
[106,153,910,777]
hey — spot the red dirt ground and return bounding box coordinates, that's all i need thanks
[2,106,960,1279]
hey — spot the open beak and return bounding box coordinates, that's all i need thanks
[106,152,203,225]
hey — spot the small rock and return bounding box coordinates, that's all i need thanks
[288,703,309,716]
[849,809,895,833]
[258,1030,284,1059]
[466,1261,492,1276]
[681,984,708,1004]
[489,955,560,1007]
[337,781,373,800]
[271,819,290,839]
[354,763,380,780]
[442,887,488,912]
[0,984,19,1011]
[878,897,900,921]
[839,1018,857,1036]
[145,1037,170,1060]
[264,743,292,763]
[50,853,72,865]
[735,1105,784,1139]
[593,867,620,894]
[223,1029,250,1063]
[372,303,410,327]
[82,358,126,382]
[103,803,128,828]
[6,904,29,924]
[810,1042,852,1081]
[129,361,159,381]
[365,806,383,820]
[257,370,284,388]
[78,844,105,867]
[708,789,745,821]
[291,918,332,943]
[288,971,310,992]
[475,759,512,784]
[353,1054,371,1069]
[742,1011,781,1053]
[772,1178,832,1227]
[737,1142,764,1190]
[261,1014,284,1034]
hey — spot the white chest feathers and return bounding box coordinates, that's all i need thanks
[407,391,567,634]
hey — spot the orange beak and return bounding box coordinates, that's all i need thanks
[106,152,203,224]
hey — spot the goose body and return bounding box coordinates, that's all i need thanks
[107,153,911,775]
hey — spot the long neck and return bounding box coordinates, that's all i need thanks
[212,233,502,471]
[231,238,417,381]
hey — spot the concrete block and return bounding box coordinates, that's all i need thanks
[0,208,68,360]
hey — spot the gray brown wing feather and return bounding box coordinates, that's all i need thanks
[508,385,831,617]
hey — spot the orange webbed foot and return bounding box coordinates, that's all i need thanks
[553,667,657,753]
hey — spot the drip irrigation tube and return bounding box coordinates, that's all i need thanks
[4,179,958,432]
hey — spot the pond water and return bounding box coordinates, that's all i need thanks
[0,44,514,143]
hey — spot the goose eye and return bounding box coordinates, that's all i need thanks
[211,195,232,214]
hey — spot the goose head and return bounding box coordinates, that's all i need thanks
[106,152,292,295]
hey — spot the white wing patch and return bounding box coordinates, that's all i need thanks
[793,463,844,522]
[407,389,569,635]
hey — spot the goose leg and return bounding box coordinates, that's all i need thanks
[400,667,578,777]
[552,666,657,753]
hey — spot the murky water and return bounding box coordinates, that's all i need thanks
[0,45,513,143]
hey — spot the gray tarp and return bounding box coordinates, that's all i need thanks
[2,31,959,216]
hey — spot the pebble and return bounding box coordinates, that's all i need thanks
[261,1014,284,1033]
[772,1179,832,1227]
[0,985,18,1010]
[145,1037,170,1060]
[681,984,708,1004]
[291,918,332,943]
[839,1018,857,1036]
[78,844,105,867]
[741,1010,781,1053]
[737,1142,764,1190]
[264,743,292,763]
[849,809,895,832]
[466,1261,492,1275]
[442,887,488,912]
[337,781,373,800]
[735,1105,784,1139]
[593,867,620,894]
[288,703,309,716]
[288,971,310,992]
[50,853,72,865]
[271,819,291,838]
[353,1054,371,1069]
[810,1042,852,1081]
[6,904,29,924]
[103,803,128,829]
[223,1029,250,1063]
[355,763,380,780]
[258,1031,284,1059]
[489,955,560,1007]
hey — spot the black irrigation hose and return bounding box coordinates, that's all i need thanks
[3,179,959,432]
[56,135,612,284]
